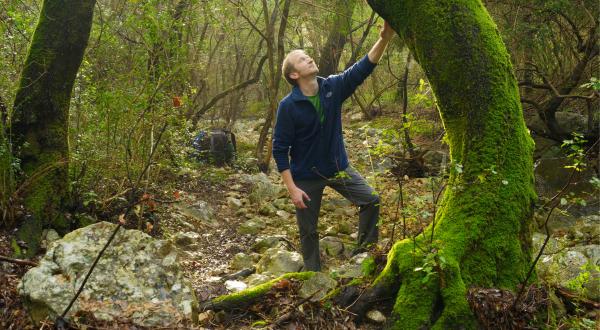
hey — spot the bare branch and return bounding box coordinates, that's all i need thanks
[192,55,268,125]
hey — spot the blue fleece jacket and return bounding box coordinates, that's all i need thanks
[272,55,377,180]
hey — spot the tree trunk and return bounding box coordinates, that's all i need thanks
[317,0,357,76]
[255,0,291,173]
[349,0,537,328]
[538,22,598,141]
[10,0,95,257]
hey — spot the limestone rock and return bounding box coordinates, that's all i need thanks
[18,222,198,327]
[276,210,292,219]
[224,280,247,292]
[532,233,561,256]
[256,248,303,276]
[173,231,200,248]
[572,245,600,266]
[367,310,386,323]
[252,236,286,253]
[320,236,344,256]
[230,253,254,271]
[273,198,293,212]
[537,247,590,290]
[331,252,369,279]
[174,200,217,227]
[245,273,272,286]
[298,272,337,301]
[242,173,284,204]
[238,218,266,235]
[258,204,277,216]
[40,229,60,250]
[226,197,243,209]
[322,198,352,212]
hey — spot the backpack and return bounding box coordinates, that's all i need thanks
[191,129,236,166]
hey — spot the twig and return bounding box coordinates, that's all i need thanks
[273,291,316,327]
[0,255,38,267]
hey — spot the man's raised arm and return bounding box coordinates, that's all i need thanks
[368,21,395,64]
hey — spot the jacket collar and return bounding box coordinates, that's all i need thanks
[290,76,326,102]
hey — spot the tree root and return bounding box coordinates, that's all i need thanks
[336,238,478,329]
[200,272,314,311]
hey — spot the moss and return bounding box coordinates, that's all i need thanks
[361,256,377,277]
[359,0,537,328]
[10,0,95,255]
[208,272,315,310]
[251,320,268,328]
[10,238,22,256]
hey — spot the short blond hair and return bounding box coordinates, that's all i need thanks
[282,50,301,86]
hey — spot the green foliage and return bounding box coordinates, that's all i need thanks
[409,78,435,109]
[580,77,600,91]
[333,169,351,180]
[565,262,599,294]
[413,249,443,284]
[561,133,587,172]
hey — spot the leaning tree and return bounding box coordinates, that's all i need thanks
[10,0,96,257]
[348,0,536,327]
[204,0,536,328]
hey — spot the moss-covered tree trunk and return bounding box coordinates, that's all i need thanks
[348,0,537,328]
[11,0,95,257]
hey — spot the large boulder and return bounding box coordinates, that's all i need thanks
[18,222,198,327]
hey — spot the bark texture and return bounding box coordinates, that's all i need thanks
[317,0,357,76]
[350,0,537,328]
[11,0,95,256]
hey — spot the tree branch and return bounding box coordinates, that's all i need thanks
[192,55,268,125]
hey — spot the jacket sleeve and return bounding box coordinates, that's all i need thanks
[272,101,295,172]
[329,54,377,101]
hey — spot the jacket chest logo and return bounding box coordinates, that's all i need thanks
[325,91,333,98]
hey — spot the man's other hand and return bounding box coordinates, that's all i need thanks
[290,187,311,209]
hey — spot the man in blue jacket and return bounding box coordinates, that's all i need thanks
[272,22,395,271]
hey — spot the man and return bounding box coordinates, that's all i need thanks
[272,22,395,271]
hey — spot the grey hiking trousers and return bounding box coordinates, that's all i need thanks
[294,166,380,271]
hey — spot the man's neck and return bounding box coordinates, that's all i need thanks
[297,76,319,96]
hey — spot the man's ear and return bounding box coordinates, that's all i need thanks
[289,72,299,80]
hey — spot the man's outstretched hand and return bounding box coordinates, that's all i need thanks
[290,186,311,209]
[380,21,395,41]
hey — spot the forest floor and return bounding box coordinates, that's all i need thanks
[1,114,598,329]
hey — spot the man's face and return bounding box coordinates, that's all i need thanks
[288,50,318,80]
